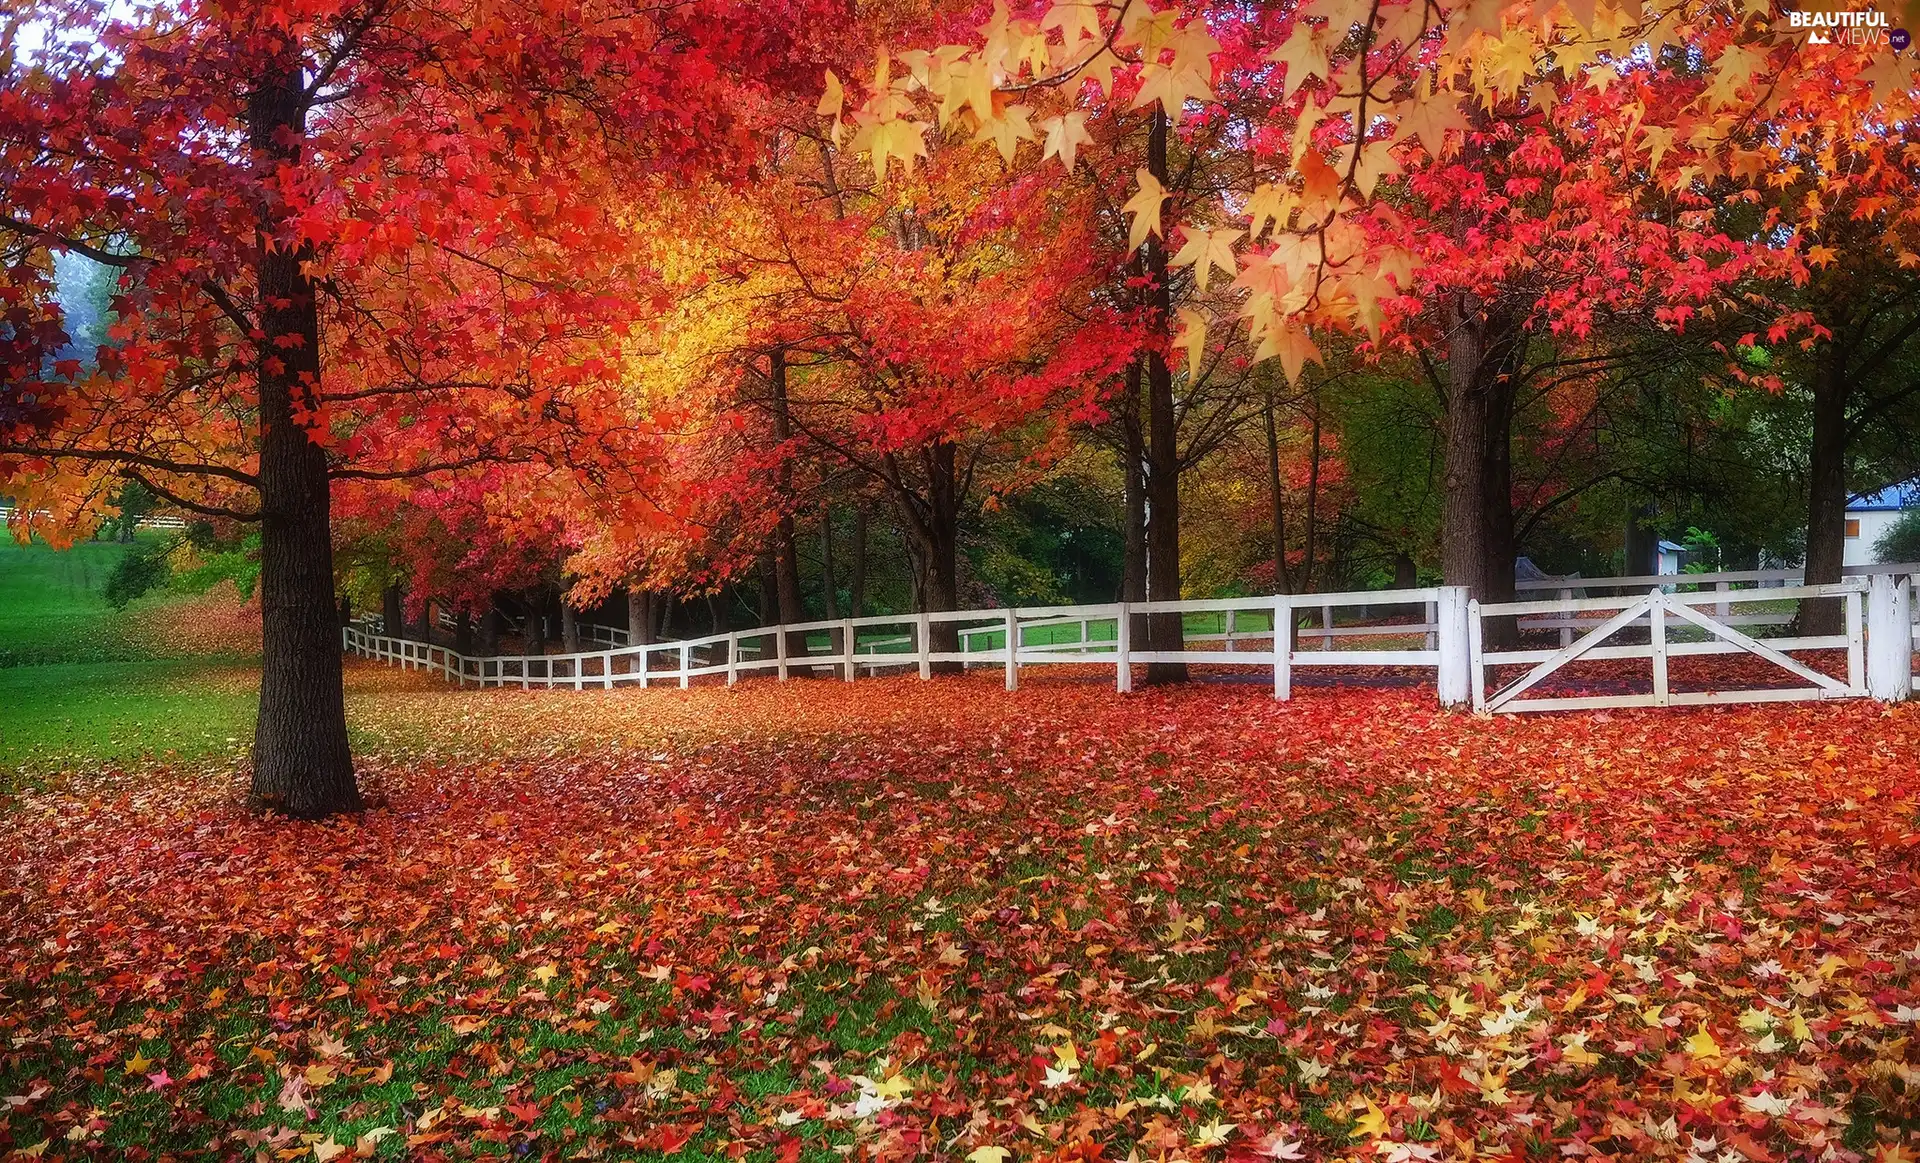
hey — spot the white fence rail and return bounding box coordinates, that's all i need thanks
[349,587,1468,701]
[0,505,187,530]
[349,568,1920,712]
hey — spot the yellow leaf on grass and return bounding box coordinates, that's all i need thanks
[1685,1026,1721,1060]
[967,1149,1011,1163]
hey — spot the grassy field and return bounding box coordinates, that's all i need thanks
[0,537,260,778]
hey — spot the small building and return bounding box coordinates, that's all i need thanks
[1845,484,1920,566]
[1655,539,1688,576]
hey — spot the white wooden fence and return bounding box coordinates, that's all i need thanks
[344,565,1920,712]
[0,505,186,530]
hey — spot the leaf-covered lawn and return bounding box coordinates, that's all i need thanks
[2,672,1917,1161]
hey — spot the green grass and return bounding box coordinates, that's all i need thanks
[0,659,258,774]
[1,537,261,780]
[0,535,164,666]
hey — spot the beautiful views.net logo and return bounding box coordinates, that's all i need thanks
[1784,8,1910,47]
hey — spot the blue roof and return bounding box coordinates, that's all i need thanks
[1849,483,1920,511]
[1657,540,1688,553]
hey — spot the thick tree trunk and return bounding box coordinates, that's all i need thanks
[383,583,404,638]
[246,64,357,819]
[894,441,964,673]
[1302,396,1321,593]
[412,599,433,643]
[526,590,548,654]
[1120,361,1150,652]
[627,588,652,645]
[849,505,867,618]
[821,504,843,658]
[1802,360,1850,634]
[1142,109,1187,684]
[1442,297,1522,647]
[1263,380,1290,594]
[821,506,839,618]
[560,600,580,654]
[767,349,810,665]
[757,554,777,625]
[480,606,502,654]
[453,609,472,655]
[1625,503,1660,580]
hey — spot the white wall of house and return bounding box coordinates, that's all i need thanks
[1845,508,1906,566]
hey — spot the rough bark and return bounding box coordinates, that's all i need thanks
[1625,503,1660,580]
[767,349,810,664]
[1801,355,1850,634]
[245,63,358,819]
[848,504,868,618]
[821,504,843,658]
[627,588,652,646]
[1120,361,1150,652]
[1142,109,1187,684]
[480,607,502,654]
[1302,396,1322,593]
[1262,380,1290,594]
[1441,297,1523,647]
[453,609,473,655]
[382,583,404,638]
[894,441,964,673]
[526,590,548,654]
[560,601,580,654]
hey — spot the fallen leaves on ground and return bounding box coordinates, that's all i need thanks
[1,672,1917,1161]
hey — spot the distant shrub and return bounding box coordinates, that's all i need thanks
[103,543,172,608]
[1874,510,1920,565]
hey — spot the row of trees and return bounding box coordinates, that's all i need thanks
[3,0,1916,816]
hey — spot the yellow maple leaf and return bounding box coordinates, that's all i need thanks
[870,1074,913,1100]
[1039,111,1092,172]
[1352,1097,1390,1139]
[1169,227,1241,291]
[1123,169,1169,253]
[1685,1026,1721,1060]
[967,1148,1011,1163]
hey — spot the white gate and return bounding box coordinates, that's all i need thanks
[1471,580,1869,713]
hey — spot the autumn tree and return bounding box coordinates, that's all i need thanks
[831,0,1914,625]
[0,0,820,816]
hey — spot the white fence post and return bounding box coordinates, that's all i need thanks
[1845,588,1866,694]
[1557,587,1574,648]
[726,633,739,686]
[1866,573,1911,701]
[1115,601,1132,692]
[679,643,691,690]
[776,626,789,681]
[1272,594,1291,700]
[1004,608,1019,691]
[842,619,856,681]
[1436,585,1471,709]
[1650,594,1670,706]
[917,612,932,680]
